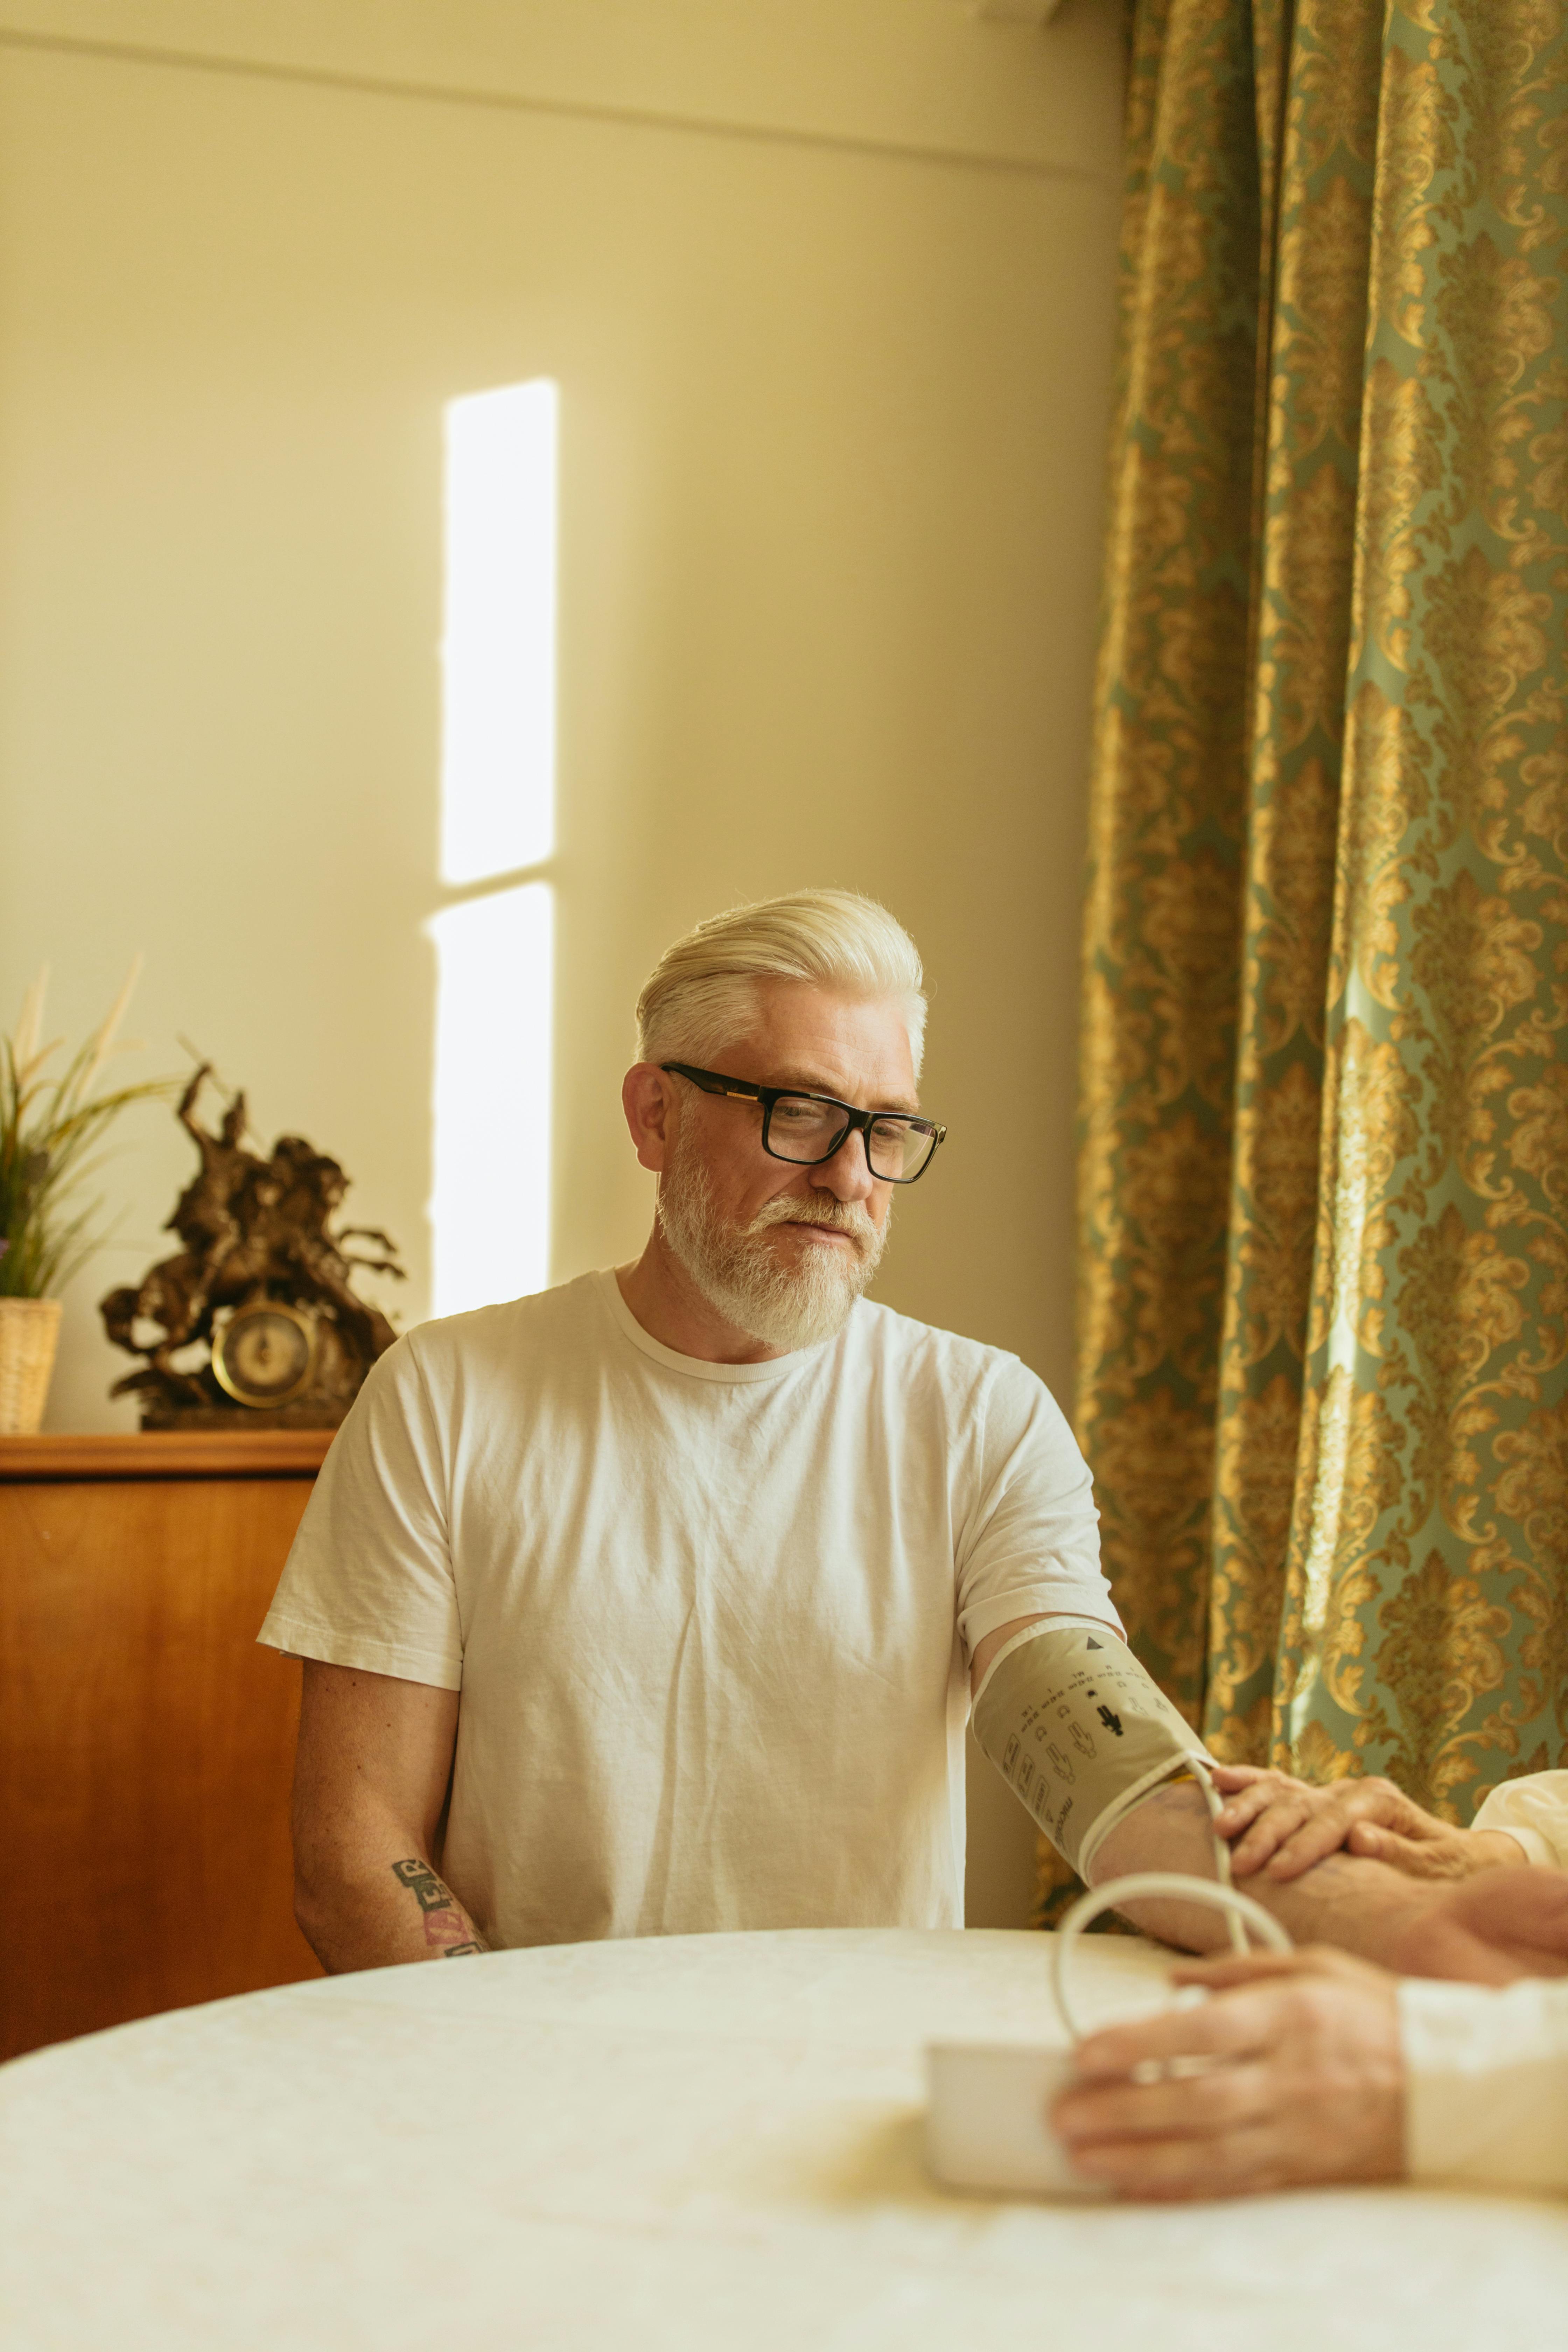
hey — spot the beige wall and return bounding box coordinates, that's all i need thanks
[0,0,1124,1924]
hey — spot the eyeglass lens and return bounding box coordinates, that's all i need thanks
[765,1094,935,1180]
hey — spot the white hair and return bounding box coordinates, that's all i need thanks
[635,889,927,1078]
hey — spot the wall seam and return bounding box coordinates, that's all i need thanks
[0,22,1119,188]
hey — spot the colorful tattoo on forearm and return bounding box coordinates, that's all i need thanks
[390,1857,487,1956]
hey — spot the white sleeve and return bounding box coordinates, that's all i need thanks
[1472,1772,1568,1871]
[257,1330,463,1690]
[953,1354,1122,1654]
[1399,1976,1568,2194]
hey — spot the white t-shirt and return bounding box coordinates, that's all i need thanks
[259,1270,1118,1948]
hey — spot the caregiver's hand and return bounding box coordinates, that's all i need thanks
[1212,1763,1526,1884]
[1391,1865,1568,1985]
[1051,1947,1404,2200]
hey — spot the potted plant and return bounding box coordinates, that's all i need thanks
[1,961,174,1434]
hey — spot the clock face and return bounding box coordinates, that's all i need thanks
[212,1304,316,1407]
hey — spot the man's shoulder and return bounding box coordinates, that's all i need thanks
[399,1271,607,1382]
[846,1297,1040,1401]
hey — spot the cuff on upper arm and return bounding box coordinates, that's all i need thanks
[958,1587,1124,1656]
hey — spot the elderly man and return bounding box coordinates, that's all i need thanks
[263,890,1453,1970]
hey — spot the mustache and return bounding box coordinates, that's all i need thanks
[744,1195,881,1252]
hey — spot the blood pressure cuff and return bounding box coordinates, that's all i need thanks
[971,1619,1211,1879]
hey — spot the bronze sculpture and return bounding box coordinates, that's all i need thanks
[102,1065,405,1427]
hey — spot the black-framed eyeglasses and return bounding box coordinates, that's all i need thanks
[661,1063,946,1184]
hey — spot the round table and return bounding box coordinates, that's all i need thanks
[3,1928,1564,2350]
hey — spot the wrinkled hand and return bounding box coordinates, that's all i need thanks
[1211,1763,1526,1884]
[1390,1865,1568,1985]
[1052,1947,1404,2201]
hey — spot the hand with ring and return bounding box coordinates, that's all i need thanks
[1051,1946,1404,2200]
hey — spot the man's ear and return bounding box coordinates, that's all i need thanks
[622,1063,677,1173]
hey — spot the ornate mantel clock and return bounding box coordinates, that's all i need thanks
[210,1299,321,1410]
[101,1065,405,1429]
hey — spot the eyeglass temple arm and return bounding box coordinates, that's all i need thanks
[665,1065,760,1103]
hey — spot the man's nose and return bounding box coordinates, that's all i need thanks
[810,1126,880,1204]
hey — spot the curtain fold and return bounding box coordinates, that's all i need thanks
[1065,0,1568,1912]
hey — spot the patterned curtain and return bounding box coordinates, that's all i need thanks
[1062,0,1568,1912]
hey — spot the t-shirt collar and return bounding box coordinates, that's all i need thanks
[595,1267,840,1383]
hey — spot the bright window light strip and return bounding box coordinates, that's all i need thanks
[427,883,554,1317]
[440,378,558,886]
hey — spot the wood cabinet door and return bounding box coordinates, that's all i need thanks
[2,1476,324,2059]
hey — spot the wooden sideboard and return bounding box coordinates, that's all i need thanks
[1,1430,332,2060]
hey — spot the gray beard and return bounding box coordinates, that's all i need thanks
[657,1133,889,1354]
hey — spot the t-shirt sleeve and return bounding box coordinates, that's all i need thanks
[1471,1771,1568,1870]
[954,1354,1120,1656]
[257,1332,463,1690]
[1400,1976,1568,2195]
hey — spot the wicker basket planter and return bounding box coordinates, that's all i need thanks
[0,1297,62,1435]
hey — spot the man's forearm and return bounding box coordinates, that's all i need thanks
[296,1849,489,1974]
[1091,1780,1447,1967]
[290,1662,483,1973]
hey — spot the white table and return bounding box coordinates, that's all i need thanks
[3,1928,1564,2350]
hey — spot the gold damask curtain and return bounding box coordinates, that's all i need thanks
[1074,0,1568,1858]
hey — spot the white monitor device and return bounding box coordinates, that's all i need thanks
[925,1871,1293,2198]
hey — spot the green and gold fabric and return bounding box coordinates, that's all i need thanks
[1065,0,1568,1913]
